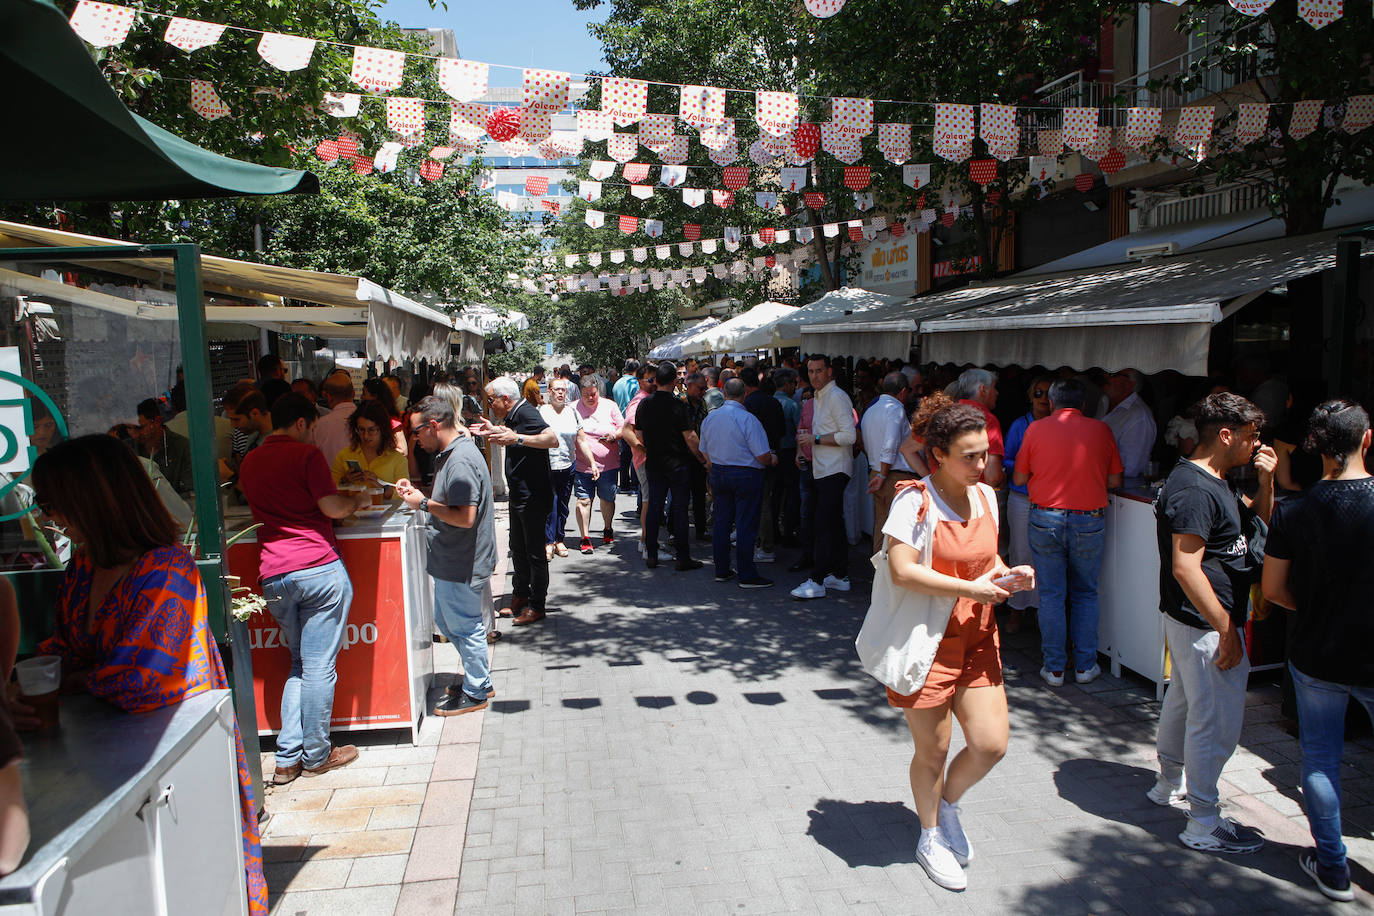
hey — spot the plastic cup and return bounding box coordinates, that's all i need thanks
[15,656,60,730]
[368,487,385,506]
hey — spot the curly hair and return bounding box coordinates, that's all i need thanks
[909,392,955,443]
[925,403,988,455]
[1303,399,1370,472]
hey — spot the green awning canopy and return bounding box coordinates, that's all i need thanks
[0,0,318,201]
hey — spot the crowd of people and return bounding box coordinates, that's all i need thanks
[10,342,1371,905]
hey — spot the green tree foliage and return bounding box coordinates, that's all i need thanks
[1169,0,1374,235]
[6,0,533,308]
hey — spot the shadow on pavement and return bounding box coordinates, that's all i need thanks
[805,798,919,868]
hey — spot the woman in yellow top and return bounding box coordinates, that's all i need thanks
[330,401,408,492]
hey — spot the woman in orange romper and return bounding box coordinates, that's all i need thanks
[881,404,1034,892]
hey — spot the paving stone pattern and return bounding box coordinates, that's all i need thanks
[265,496,1374,914]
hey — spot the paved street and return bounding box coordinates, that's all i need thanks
[264,495,1374,914]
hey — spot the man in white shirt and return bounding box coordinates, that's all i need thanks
[1103,369,1157,482]
[792,355,857,600]
[310,369,358,468]
[861,372,916,554]
[700,378,776,589]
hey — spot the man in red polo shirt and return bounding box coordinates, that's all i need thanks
[955,368,1005,487]
[240,394,370,785]
[1013,377,1123,688]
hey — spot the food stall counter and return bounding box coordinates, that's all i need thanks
[0,691,247,916]
[225,504,435,744]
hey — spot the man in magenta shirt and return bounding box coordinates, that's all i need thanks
[1013,378,1124,687]
[239,394,369,785]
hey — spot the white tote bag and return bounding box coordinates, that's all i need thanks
[855,485,957,695]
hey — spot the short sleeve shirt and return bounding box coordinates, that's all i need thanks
[503,400,553,507]
[634,391,694,473]
[1157,459,1250,628]
[239,434,340,581]
[960,400,1004,458]
[1014,409,1123,510]
[574,398,623,472]
[882,483,999,554]
[427,437,497,583]
[1267,478,1374,685]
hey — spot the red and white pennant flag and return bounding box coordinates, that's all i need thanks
[69,1,135,47]
[259,33,315,71]
[164,17,224,52]
[438,59,488,102]
[351,47,406,92]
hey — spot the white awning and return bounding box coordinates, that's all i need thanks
[683,301,798,355]
[801,319,916,361]
[648,317,720,359]
[920,229,1368,376]
[772,287,910,346]
[0,219,458,364]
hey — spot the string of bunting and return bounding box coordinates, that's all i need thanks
[70,0,1371,186]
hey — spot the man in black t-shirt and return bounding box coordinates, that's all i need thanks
[1152,393,1275,855]
[1262,399,1374,902]
[633,361,705,571]
[476,377,558,625]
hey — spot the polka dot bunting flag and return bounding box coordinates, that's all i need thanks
[519,110,553,142]
[1125,108,1163,148]
[1235,103,1269,144]
[603,78,648,126]
[658,136,691,165]
[163,17,225,52]
[385,97,424,136]
[756,91,800,136]
[707,141,738,166]
[1098,148,1126,175]
[934,103,975,161]
[1173,105,1214,147]
[438,59,489,102]
[842,166,870,190]
[722,166,750,190]
[420,160,445,182]
[1229,0,1275,13]
[969,159,997,185]
[258,33,316,71]
[577,109,613,142]
[700,119,736,153]
[1342,95,1374,133]
[350,46,406,92]
[314,139,339,162]
[874,123,911,165]
[1289,99,1324,139]
[1075,173,1095,192]
[679,85,727,129]
[831,98,874,138]
[69,1,135,48]
[189,80,231,120]
[712,190,736,208]
[1298,0,1343,28]
[608,133,638,163]
[523,69,570,113]
[1062,107,1098,150]
[792,123,820,160]
[622,162,651,183]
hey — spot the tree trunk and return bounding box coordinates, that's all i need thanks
[809,208,840,290]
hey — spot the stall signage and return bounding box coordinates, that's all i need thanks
[858,239,915,297]
[933,256,982,279]
[0,347,67,520]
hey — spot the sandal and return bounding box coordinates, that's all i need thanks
[554,542,569,557]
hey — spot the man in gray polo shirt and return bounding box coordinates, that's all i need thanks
[396,396,497,716]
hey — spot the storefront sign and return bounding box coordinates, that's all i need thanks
[933,256,982,279]
[858,239,915,297]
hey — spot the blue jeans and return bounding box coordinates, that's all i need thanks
[646,464,691,562]
[1028,507,1105,673]
[435,577,492,701]
[545,466,574,544]
[263,559,354,769]
[711,465,763,579]
[1290,663,1374,869]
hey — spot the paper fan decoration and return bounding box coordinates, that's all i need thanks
[486,108,521,142]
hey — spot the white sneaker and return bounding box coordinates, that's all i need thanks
[821,575,851,592]
[754,549,775,563]
[939,798,972,866]
[790,579,825,600]
[916,828,966,891]
[1075,663,1102,684]
[1146,778,1187,808]
[1039,667,1064,687]
[1179,815,1263,854]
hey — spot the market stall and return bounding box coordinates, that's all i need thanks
[0,220,460,748]
[771,287,910,351]
[681,301,797,356]
[648,317,720,359]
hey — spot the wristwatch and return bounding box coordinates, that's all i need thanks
[516,434,525,447]
[419,497,430,513]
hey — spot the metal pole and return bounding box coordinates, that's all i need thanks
[171,244,264,809]
[1330,238,1361,397]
